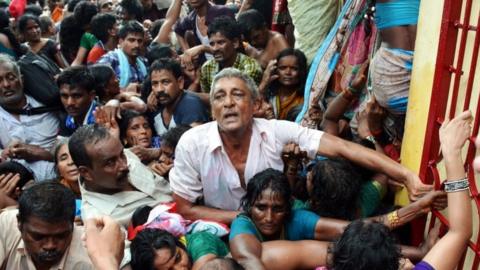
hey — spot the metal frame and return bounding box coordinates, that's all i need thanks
[418,0,480,268]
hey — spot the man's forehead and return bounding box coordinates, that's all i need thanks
[210,32,230,41]
[59,84,90,94]
[86,136,122,160]
[0,63,18,76]
[213,77,249,92]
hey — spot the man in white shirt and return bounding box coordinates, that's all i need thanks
[0,54,58,181]
[169,68,433,224]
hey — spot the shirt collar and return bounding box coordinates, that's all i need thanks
[206,119,269,153]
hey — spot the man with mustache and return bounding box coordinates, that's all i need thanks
[170,68,433,224]
[68,124,172,228]
[0,181,94,269]
[199,16,262,94]
[0,54,58,181]
[99,20,147,93]
[57,66,97,136]
[147,58,209,136]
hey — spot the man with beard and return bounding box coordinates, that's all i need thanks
[68,124,172,228]
[199,16,262,94]
[0,54,58,181]
[57,66,97,136]
[0,181,94,269]
[147,58,209,136]
[99,21,147,93]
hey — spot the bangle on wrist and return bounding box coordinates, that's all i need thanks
[387,210,400,228]
[365,135,377,144]
[443,178,469,193]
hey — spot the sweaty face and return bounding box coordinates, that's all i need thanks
[277,55,301,87]
[248,28,268,49]
[211,77,257,135]
[105,73,120,99]
[251,187,288,238]
[23,19,42,42]
[0,64,24,108]
[19,216,73,268]
[120,33,144,58]
[153,246,190,270]
[56,144,79,183]
[151,69,184,107]
[59,85,95,119]
[158,143,174,165]
[125,116,153,147]
[209,32,238,65]
[81,135,130,192]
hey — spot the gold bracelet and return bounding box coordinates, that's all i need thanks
[387,210,400,228]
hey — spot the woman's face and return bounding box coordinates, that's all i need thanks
[251,188,288,238]
[153,246,190,270]
[277,55,300,87]
[56,144,79,182]
[24,19,41,42]
[106,73,120,99]
[125,116,153,147]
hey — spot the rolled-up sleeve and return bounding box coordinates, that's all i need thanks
[273,120,324,159]
[169,135,204,203]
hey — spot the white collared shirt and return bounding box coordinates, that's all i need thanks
[80,149,173,228]
[169,118,323,211]
[0,95,59,181]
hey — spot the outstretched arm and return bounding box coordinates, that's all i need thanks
[173,193,239,224]
[422,111,473,270]
[152,0,183,45]
[230,234,267,270]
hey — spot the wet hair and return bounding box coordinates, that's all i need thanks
[73,1,98,28]
[309,158,362,220]
[17,13,40,34]
[207,15,240,41]
[118,110,151,146]
[236,9,266,39]
[120,0,143,21]
[0,10,25,58]
[59,15,83,63]
[18,181,76,223]
[161,125,191,149]
[330,220,400,270]
[57,66,96,92]
[200,258,245,270]
[149,57,182,78]
[90,13,116,43]
[88,64,116,100]
[270,48,308,97]
[67,0,83,12]
[146,43,174,64]
[38,15,54,35]
[118,20,144,39]
[240,168,292,218]
[149,19,164,39]
[210,68,259,102]
[131,205,152,227]
[68,124,111,168]
[131,228,187,270]
[24,4,43,16]
[0,161,34,191]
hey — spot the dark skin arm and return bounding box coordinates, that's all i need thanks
[172,193,239,224]
[230,234,267,270]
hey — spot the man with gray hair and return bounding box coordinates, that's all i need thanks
[169,68,432,224]
[0,54,59,181]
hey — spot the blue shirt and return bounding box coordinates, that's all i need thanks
[229,209,320,241]
[98,50,147,86]
[151,91,209,135]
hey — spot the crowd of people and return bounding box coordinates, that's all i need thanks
[0,0,477,269]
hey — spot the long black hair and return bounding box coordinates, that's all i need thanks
[0,9,26,58]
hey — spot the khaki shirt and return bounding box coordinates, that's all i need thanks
[0,209,93,270]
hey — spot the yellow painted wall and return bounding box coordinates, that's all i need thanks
[401,0,480,268]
